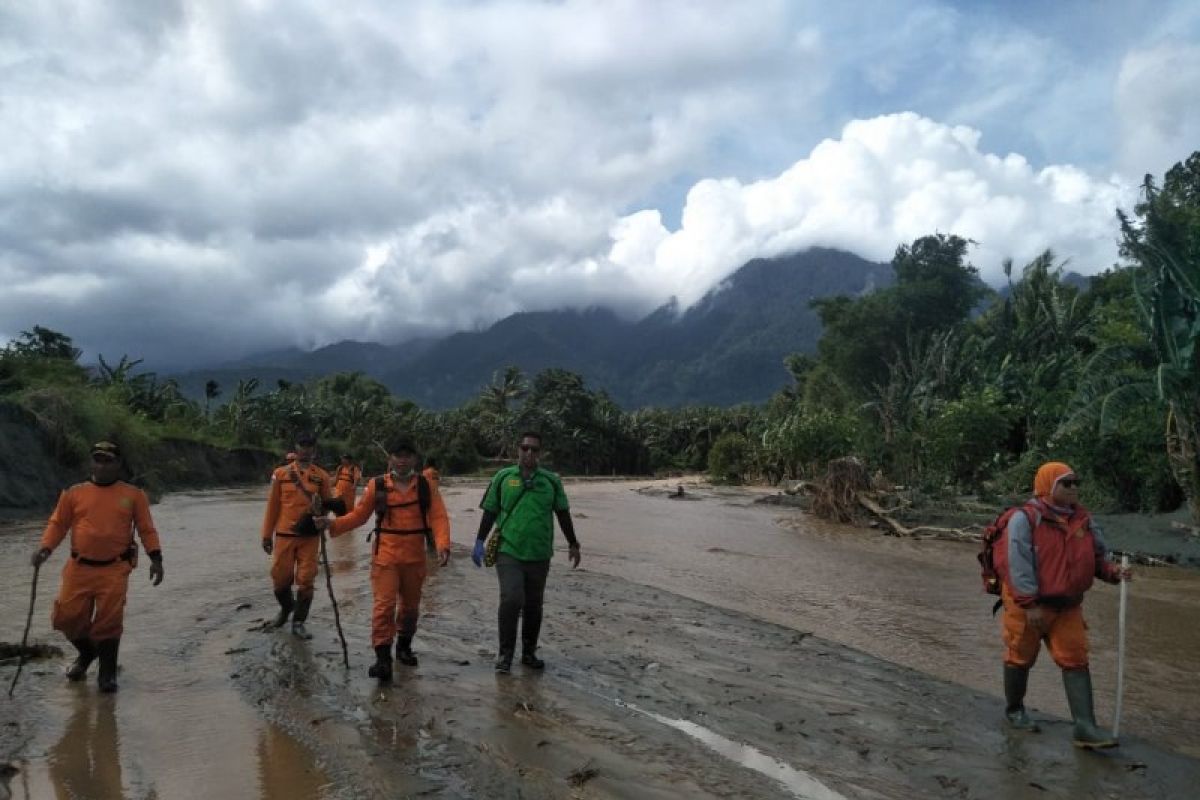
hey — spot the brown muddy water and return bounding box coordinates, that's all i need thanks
[1,479,1198,799]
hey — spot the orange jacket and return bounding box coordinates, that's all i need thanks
[261,462,335,540]
[331,474,450,565]
[41,481,162,560]
[333,464,361,493]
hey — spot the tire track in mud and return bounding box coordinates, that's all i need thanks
[225,546,1200,799]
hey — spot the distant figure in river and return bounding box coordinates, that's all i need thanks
[30,440,165,692]
[333,453,362,510]
[991,461,1131,748]
[260,432,343,640]
[472,431,581,674]
[319,437,450,681]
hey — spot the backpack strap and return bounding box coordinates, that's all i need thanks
[288,466,321,513]
[369,475,433,554]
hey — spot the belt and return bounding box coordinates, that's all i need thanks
[70,551,131,567]
[377,527,430,536]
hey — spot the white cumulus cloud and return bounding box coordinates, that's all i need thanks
[592,113,1135,311]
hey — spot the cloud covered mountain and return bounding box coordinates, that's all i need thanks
[173,247,891,408]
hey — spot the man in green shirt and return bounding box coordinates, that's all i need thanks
[473,431,581,673]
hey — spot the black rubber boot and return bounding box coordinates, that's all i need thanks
[96,638,120,693]
[396,636,418,667]
[291,594,314,640]
[494,649,513,674]
[1003,665,1039,731]
[271,588,294,628]
[520,648,545,670]
[1063,668,1118,749]
[367,644,393,682]
[66,638,97,681]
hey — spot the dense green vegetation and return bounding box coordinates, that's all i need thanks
[4,154,1197,522]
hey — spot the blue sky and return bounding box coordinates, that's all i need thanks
[1,1,1197,366]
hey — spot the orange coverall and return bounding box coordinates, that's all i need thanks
[261,463,335,599]
[333,463,362,510]
[331,474,450,646]
[40,481,162,641]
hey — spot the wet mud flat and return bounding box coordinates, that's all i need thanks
[3,483,1200,799]
[224,560,1199,799]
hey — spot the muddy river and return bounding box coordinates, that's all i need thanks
[2,479,1198,799]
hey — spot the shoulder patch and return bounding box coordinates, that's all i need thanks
[119,496,134,510]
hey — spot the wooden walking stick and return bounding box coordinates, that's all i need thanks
[319,527,350,669]
[1113,553,1130,740]
[8,562,41,697]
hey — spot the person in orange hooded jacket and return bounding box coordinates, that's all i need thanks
[332,454,361,510]
[30,441,164,693]
[320,437,450,681]
[993,461,1131,748]
[260,432,343,640]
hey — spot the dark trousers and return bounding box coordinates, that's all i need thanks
[496,553,550,655]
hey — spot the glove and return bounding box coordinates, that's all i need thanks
[31,547,51,567]
[471,539,485,568]
[261,538,273,555]
[149,560,164,586]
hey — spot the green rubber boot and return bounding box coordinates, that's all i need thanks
[1063,668,1117,749]
[1003,665,1039,732]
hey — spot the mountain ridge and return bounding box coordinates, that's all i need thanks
[171,247,893,407]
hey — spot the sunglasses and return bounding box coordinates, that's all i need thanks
[1058,479,1080,488]
[519,445,540,453]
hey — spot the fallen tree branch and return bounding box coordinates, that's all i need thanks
[856,494,977,541]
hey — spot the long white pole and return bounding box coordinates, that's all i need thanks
[1113,554,1130,740]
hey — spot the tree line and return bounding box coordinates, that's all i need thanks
[2,153,1197,523]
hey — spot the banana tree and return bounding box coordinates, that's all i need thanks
[1118,153,1200,523]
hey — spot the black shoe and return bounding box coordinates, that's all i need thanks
[396,636,418,666]
[66,639,96,681]
[494,651,513,674]
[96,638,120,693]
[291,621,313,640]
[367,644,393,682]
[271,588,294,628]
[520,652,545,670]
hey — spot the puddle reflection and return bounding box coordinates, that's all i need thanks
[47,697,125,799]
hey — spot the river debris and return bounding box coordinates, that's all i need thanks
[0,642,62,662]
[567,759,599,787]
[796,457,983,542]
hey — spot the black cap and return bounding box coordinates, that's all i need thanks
[295,431,317,447]
[387,437,417,455]
[91,441,121,460]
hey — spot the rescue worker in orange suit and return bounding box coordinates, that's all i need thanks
[260,432,344,640]
[993,461,1131,748]
[319,438,450,681]
[30,441,164,693]
[333,453,361,511]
